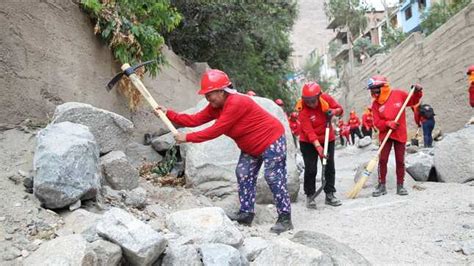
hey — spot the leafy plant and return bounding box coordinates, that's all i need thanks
[353,37,384,60]
[302,54,332,92]
[382,27,407,50]
[420,0,470,36]
[165,1,297,109]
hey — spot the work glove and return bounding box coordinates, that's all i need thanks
[386,120,399,130]
[412,84,423,92]
[315,145,325,159]
[326,108,342,118]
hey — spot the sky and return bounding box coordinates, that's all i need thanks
[363,0,400,11]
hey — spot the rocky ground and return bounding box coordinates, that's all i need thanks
[0,126,473,265]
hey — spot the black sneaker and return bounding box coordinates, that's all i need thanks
[270,213,293,234]
[306,195,317,209]
[228,211,254,226]
[325,192,342,206]
[372,183,387,197]
[397,184,408,196]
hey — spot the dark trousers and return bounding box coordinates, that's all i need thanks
[422,118,435,147]
[300,141,336,195]
[361,127,372,138]
[339,135,345,146]
[350,127,363,144]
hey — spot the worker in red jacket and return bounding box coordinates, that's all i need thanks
[155,69,292,234]
[341,122,351,146]
[298,82,344,209]
[361,106,375,138]
[348,110,363,144]
[367,75,423,197]
[467,65,474,107]
[288,112,300,147]
[337,118,345,146]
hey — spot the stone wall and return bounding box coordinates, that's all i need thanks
[341,3,474,133]
[0,1,203,139]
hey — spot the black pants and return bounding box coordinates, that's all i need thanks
[339,135,345,146]
[300,141,336,195]
[361,127,372,138]
[350,127,363,144]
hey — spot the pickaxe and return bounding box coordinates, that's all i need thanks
[106,60,178,135]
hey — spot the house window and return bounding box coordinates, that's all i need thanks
[418,0,426,10]
[405,6,412,20]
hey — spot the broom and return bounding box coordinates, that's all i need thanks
[347,85,416,199]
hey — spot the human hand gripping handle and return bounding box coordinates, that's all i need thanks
[386,120,399,130]
[326,108,342,118]
[412,84,423,92]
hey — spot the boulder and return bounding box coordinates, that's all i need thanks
[239,237,270,262]
[212,195,276,225]
[151,132,175,152]
[56,209,102,237]
[52,102,134,154]
[125,142,163,168]
[357,136,372,148]
[162,244,202,266]
[89,240,122,266]
[291,230,370,265]
[124,187,147,208]
[24,235,97,265]
[96,208,167,265]
[434,126,474,183]
[100,150,139,190]
[406,150,434,182]
[252,238,329,265]
[180,97,299,203]
[166,207,243,247]
[33,122,100,209]
[198,243,248,266]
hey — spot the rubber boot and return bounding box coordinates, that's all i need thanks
[397,184,408,196]
[228,211,254,226]
[306,195,317,209]
[372,183,387,197]
[270,213,293,234]
[325,192,342,206]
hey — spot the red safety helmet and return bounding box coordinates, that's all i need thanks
[199,69,232,95]
[467,65,474,75]
[301,82,322,97]
[275,99,284,106]
[367,75,388,89]
[290,112,298,119]
[246,90,256,96]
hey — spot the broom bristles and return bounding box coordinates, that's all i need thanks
[347,157,378,199]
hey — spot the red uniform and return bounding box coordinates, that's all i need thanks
[362,112,374,131]
[298,93,343,144]
[470,83,474,107]
[166,93,284,157]
[348,113,361,129]
[371,89,423,143]
[289,119,301,136]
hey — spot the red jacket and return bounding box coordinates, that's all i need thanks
[166,94,284,157]
[289,119,301,136]
[372,89,423,143]
[362,112,374,130]
[348,113,361,129]
[298,93,343,144]
[470,83,474,107]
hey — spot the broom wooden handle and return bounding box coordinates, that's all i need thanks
[376,86,416,156]
[121,64,178,135]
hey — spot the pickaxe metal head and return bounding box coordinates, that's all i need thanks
[106,59,157,91]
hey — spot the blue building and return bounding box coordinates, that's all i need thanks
[398,0,432,33]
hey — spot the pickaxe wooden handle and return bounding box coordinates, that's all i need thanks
[107,62,178,135]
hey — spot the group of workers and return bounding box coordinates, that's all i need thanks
[153,66,474,234]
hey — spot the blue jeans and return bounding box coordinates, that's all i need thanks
[235,135,291,215]
[422,118,435,147]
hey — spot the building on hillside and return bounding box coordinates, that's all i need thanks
[397,0,432,33]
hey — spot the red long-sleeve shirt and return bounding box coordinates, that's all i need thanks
[372,89,423,143]
[348,113,361,129]
[298,93,343,144]
[166,94,284,157]
[362,113,374,130]
[289,120,301,136]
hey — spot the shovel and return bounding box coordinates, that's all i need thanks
[347,86,416,199]
[308,113,331,202]
[410,127,420,146]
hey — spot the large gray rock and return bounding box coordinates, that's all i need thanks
[291,230,370,265]
[100,150,139,190]
[125,142,163,168]
[96,207,167,265]
[52,102,134,154]
[56,209,102,237]
[180,97,299,203]
[24,234,97,265]
[166,207,243,247]
[434,126,474,183]
[252,238,329,265]
[198,243,248,266]
[162,244,202,266]
[33,122,100,209]
[151,132,175,152]
[357,136,373,148]
[90,240,123,266]
[239,237,270,262]
[406,150,434,182]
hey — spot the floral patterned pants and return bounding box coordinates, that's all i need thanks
[235,135,291,215]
